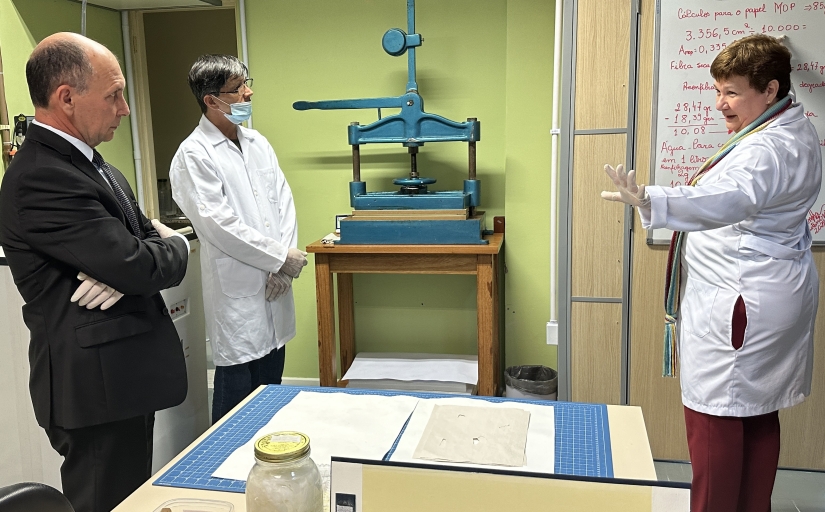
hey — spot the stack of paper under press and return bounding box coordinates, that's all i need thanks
[342,352,478,395]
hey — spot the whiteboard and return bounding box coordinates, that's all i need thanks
[650,0,825,244]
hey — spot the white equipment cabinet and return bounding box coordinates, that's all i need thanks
[154,237,210,472]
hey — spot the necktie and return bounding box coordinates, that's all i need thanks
[92,150,142,237]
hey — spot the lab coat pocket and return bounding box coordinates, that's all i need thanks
[254,168,279,204]
[682,278,718,338]
[215,257,264,298]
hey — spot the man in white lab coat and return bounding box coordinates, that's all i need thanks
[170,54,307,423]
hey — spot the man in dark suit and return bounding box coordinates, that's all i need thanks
[0,33,189,512]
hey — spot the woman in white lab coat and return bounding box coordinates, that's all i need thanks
[602,34,821,512]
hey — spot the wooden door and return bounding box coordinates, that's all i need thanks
[563,0,635,405]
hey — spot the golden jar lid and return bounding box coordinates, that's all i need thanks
[253,431,311,463]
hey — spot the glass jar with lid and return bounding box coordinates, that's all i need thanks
[245,431,323,512]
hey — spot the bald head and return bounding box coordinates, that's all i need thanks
[26,33,102,108]
[27,32,129,147]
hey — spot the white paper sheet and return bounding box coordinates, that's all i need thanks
[212,391,419,481]
[413,405,530,466]
[390,397,555,474]
[341,353,478,384]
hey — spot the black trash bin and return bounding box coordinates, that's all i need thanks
[504,365,558,400]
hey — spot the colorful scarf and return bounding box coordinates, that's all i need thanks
[662,94,793,377]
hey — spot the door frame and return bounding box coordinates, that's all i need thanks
[125,2,239,218]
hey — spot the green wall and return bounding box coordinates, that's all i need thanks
[243,0,558,378]
[0,0,136,188]
[1,0,559,381]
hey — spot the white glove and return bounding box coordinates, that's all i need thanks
[281,248,308,278]
[70,272,124,310]
[150,219,177,239]
[600,164,650,208]
[265,271,293,301]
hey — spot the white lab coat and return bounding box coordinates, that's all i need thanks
[170,116,298,366]
[640,101,822,417]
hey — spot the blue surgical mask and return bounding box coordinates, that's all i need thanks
[213,96,252,124]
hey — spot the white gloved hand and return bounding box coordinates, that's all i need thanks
[150,219,177,239]
[281,248,308,278]
[70,272,124,310]
[600,164,650,208]
[265,271,293,301]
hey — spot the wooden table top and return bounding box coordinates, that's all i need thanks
[306,233,504,255]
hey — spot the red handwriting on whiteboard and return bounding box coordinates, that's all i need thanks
[774,2,796,13]
[799,80,825,93]
[797,61,825,74]
[661,142,686,156]
[660,0,825,212]
[761,23,807,31]
[678,8,711,18]
[683,81,715,92]
[808,205,825,234]
[745,4,767,18]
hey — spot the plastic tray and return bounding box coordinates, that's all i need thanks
[152,498,234,512]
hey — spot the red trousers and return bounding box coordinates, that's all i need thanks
[684,406,780,512]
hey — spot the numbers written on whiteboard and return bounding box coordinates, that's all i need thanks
[673,126,707,136]
[797,61,825,74]
[657,0,825,227]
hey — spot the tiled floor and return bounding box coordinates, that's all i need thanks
[655,461,825,511]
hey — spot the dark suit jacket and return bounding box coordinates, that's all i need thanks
[0,124,189,429]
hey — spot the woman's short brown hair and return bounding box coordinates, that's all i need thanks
[710,34,792,99]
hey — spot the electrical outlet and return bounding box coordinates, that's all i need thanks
[169,298,189,320]
[546,320,559,345]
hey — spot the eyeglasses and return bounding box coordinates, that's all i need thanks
[215,78,253,96]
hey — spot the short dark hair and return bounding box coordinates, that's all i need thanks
[188,54,249,113]
[26,39,93,108]
[711,34,792,99]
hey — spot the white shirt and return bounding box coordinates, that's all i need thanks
[31,120,190,251]
[640,101,822,416]
[170,116,298,366]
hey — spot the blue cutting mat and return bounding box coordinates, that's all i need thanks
[154,385,613,492]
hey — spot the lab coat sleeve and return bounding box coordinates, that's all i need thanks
[270,146,299,250]
[170,145,289,273]
[640,143,780,232]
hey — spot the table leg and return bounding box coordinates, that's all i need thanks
[493,253,502,395]
[315,254,337,386]
[337,273,356,377]
[477,254,498,396]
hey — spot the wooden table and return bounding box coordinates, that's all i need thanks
[306,234,505,396]
[113,386,658,512]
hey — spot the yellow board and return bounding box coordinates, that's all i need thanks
[331,459,689,512]
[363,466,651,512]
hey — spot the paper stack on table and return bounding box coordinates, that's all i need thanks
[390,396,555,474]
[343,352,478,395]
[413,404,531,467]
[212,391,419,481]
